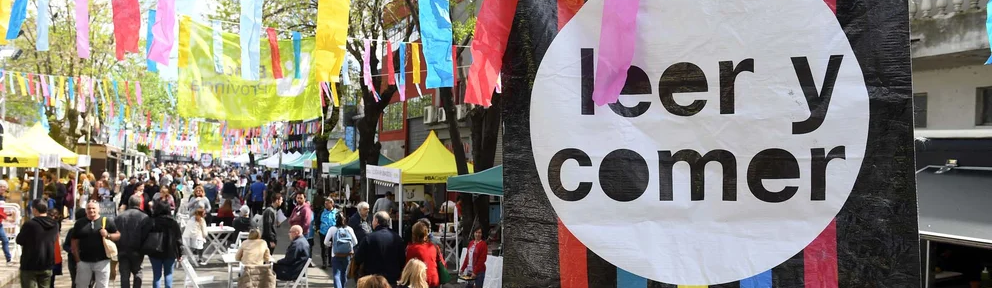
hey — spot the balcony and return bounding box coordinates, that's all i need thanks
[911,0,992,70]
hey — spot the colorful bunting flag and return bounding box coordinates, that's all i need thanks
[74,0,89,58]
[293,31,301,79]
[591,0,640,106]
[419,0,454,88]
[0,0,12,45]
[464,0,517,106]
[149,0,175,65]
[386,41,395,85]
[398,42,406,101]
[35,0,49,51]
[178,15,191,68]
[412,43,421,84]
[362,39,378,101]
[240,0,262,80]
[111,0,141,60]
[146,10,157,72]
[266,27,283,79]
[314,0,349,83]
[5,0,26,40]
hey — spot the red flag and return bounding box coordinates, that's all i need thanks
[386,41,395,85]
[111,0,141,60]
[464,0,517,106]
[27,74,34,96]
[266,28,284,79]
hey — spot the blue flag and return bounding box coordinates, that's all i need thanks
[293,31,301,79]
[35,0,49,51]
[5,0,27,40]
[240,0,262,80]
[418,0,453,88]
[147,10,158,72]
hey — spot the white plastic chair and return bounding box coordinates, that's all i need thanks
[277,258,313,288]
[181,258,218,288]
[183,245,200,267]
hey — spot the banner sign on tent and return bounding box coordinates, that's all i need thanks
[176,18,322,128]
[366,165,401,183]
[502,0,919,287]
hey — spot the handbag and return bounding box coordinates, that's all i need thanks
[435,244,452,284]
[141,231,165,255]
[101,217,118,261]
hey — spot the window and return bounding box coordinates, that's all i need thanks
[977,87,992,126]
[406,94,432,119]
[913,93,927,128]
[382,102,404,131]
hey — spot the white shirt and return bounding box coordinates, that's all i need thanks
[323,226,358,248]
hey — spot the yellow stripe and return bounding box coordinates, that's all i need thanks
[178,15,191,68]
[330,83,339,107]
[314,0,349,83]
[0,0,12,45]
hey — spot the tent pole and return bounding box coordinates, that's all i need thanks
[365,177,370,208]
[398,181,403,237]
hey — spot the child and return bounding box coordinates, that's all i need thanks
[43,191,55,210]
[183,208,209,264]
[460,227,488,288]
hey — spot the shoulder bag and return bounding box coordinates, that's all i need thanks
[101,217,119,261]
[434,244,452,284]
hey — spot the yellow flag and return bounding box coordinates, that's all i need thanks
[314,0,350,83]
[412,43,421,84]
[58,76,66,102]
[0,0,12,45]
[178,15,191,68]
[16,74,26,97]
[330,82,339,107]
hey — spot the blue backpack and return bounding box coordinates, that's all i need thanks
[333,228,353,254]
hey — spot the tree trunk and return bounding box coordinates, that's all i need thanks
[467,92,502,238]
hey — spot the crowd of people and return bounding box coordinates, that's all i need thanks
[0,160,489,288]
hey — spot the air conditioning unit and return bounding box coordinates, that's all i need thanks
[456,104,469,120]
[423,107,436,124]
[437,107,447,122]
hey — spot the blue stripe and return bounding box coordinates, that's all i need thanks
[617,268,647,288]
[740,270,772,288]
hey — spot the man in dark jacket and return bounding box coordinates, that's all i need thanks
[348,201,372,242]
[354,211,405,286]
[274,225,311,281]
[262,193,284,250]
[17,200,59,288]
[115,195,152,288]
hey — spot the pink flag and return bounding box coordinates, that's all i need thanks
[88,76,95,103]
[135,81,142,106]
[75,0,90,58]
[40,75,49,97]
[592,0,640,106]
[362,39,380,101]
[148,0,175,64]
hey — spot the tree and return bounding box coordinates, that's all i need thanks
[2,1,177,149]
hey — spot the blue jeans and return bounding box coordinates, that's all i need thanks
[331,256,350,288]
[0,227,10,262]
[149,257,176,288]
[466,272,485,288]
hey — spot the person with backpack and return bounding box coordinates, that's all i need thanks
[323,212,357,288]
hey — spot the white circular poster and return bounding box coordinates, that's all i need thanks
[530,0,869,284]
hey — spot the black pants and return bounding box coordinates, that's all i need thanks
[317,233,329,266]
[249,201,264,216]
[118,254,144,288]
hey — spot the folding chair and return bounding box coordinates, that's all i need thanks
[183,245,200,267]
[181,258,219,288]
[277,258,313,288]
[232,232,249,249]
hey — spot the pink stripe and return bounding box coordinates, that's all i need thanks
[149,0,175,64]
[135,81,142,106]
[804,219,838,288]
[75,0,89,58]
[592,0,640,106]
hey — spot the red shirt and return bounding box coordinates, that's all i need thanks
[460,240,488,275]
[406,242,439,287]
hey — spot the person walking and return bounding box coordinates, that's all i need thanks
[72,201,121,288]
[354,211,406,286]
[323,212,357,288]
[147,200,183,288]
[405,222,440,287]
[183,208,209,265]
[314,198,338,268]
[115,195,153,288]
[17,200,59,288]
[185,185,212,215]
[0,180,14,264]
[248,177,266,216]
[348,202,372,243]
[262,193,284,251]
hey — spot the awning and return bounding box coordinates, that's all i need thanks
[19,124,79,165]
[0,140,41,167]
[283,151,316,169]
[381,131,473,184]
[328,154,394,176]
[447,165,502,196]
[918,166,992,248]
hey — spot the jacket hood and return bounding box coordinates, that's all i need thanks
[33,216,58,230]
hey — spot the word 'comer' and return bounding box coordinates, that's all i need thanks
[547,49,850,203]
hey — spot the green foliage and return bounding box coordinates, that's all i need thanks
[0,0,178,147]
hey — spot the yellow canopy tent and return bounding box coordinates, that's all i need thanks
[21,124,79,165]
[312,139,355,168]
[382,130,473,184]
[0,140,41,167]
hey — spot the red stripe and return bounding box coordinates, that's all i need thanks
[824,0,836,14]
[558,220,589,288]
[804,219,838,288]
[557,0,583,30]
